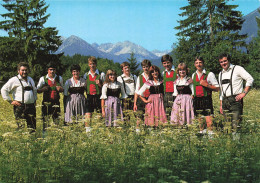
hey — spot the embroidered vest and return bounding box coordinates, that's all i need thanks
[139,74,150,98]
[43,76,60,101]
[193,72,211,97]
[163,70,177,93]
[86,73,100,95]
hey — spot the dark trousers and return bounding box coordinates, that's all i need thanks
[193,96,214,116]
[85,94,101,113]
[122,95,134,111]
[42,100,61,129]
[222,96,243,130]
[14,103,36,129]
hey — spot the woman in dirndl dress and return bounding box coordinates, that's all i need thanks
[101,70,127,127]
[64,64,86,123]
[137,65,167,127]
[170,63,194,125]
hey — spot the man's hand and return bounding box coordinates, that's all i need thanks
[200,80,208,87]
[56,86,63,92]
[11,100,21,106]
[235,93,246,101]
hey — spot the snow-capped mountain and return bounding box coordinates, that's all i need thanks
[151,49,171,57]
[57,36,161,63]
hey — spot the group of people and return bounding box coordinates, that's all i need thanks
[1,53,254,134]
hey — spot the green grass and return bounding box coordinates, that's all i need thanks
[0,90,259,183]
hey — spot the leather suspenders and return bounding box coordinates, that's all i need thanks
[220,65,236,98]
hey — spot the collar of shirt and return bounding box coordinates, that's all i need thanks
[222,64,234,73]
[164,67,175,74]
[88,70,99,77]
[17,74,29,82]
[46,74,57,81]
[70,77,83,86]
[195,69,206,79]
[141,72,149,80]
[121,73,134,78]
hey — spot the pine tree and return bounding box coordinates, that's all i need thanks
[247,9,260,88]
[127,52,140,76]
[175,0,247,74]
[0,0,62,80]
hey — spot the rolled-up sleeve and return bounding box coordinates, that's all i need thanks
[1,79,13,101]
[238,66,254,87]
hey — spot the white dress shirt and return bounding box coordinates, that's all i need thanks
[218,64,254,100]
[173,76,194,96]
[117,73,137,96]
[37,74,63,89]
[83,69,105,82]
[135,72,149,94]
[137,80,162,97]
[1,75,37,104]
[100,81,127,99]
[192,69,219,87]
[161,67,176,77]
[64,77,86,96]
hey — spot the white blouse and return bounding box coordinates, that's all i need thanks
[173,76,194,96]
[63,77,86,96]
[100,81,127,99]
[137,80,162,97]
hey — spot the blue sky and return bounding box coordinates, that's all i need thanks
[1,0,260,51]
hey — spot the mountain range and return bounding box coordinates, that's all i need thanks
[56,8,259,63]
[56,36,169,63]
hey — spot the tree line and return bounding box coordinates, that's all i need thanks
[0,0,259,87]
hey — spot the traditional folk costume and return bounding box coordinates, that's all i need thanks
[192,69,219,116]
[219,64,254,128]
[170,76,194,125]
[37,75,63,124]
[1,75,37,129]
[162,68,178,118]
[117,74,137,110]
[134,72,150,119]
[83,70,105,113]
[64,77,86,123]
[137,80,167,126]
[100,82,127,127]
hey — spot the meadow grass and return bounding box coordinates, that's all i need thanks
[0,90,259,183]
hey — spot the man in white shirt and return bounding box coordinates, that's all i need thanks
[1,62,37,130]
[37,63,63,130]
[117,61,137,111]
[218,53,254,130]
[83,56,105,132]
[161,54,178,119]
[192,56,219,134]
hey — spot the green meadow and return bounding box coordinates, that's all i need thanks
[0,90,259,183]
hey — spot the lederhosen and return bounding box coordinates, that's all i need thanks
[85,72,101,113]
[163,70,177,117]
[136,74,150,118]
[220,66,243,127]
[14,76,36,129]
[42,76,61,122]
[193,71,214,116]
[121,75,136,110]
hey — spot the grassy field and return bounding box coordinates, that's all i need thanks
[0,90,259,183]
